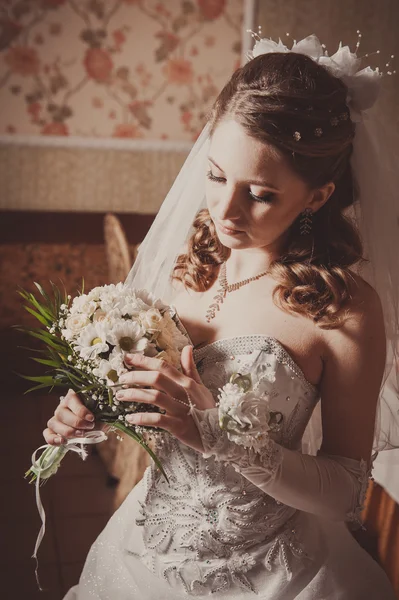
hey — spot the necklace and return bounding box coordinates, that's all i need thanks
[205,261,270,323]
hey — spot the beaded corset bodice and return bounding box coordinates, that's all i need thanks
[126,335,320,595]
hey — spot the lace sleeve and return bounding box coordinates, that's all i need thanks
[190,406,284,477]
[190,406,372,524]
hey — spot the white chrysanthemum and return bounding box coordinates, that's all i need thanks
[70,294,98,317]
[92,358,118,384]
[92,307,122,327]
[108,347,129,377]
[74,323,109,360]
[118,298,145,318]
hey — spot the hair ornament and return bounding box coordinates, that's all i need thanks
[246,29,394,123]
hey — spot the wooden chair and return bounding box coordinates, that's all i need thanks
[100,213,149,510]
[361,482,399,596]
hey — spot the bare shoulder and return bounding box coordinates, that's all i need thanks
[318,270,386,458]
[320,269,385,355]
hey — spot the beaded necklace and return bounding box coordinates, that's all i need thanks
[205,261,270,323]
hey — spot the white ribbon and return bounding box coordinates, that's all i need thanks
[30,430,108,590]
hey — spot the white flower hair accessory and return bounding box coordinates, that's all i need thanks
[248,30,395,123]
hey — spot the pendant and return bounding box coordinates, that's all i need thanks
[205,287,226,323]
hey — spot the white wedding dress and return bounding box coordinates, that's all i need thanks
[64,328,396,599]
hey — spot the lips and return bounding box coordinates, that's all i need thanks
[217,221,243,234]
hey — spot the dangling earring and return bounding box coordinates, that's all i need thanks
[299,208,313,235]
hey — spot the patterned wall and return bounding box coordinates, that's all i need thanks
[0,0,243,141]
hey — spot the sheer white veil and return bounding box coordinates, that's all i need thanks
[125,34,399,456]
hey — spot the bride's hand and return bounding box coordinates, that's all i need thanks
[43,389,100,446]
[116,345,215,452]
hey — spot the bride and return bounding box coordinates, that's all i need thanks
[43,34,398,599]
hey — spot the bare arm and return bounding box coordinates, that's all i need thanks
[191,280,386,523]
[319,280,386,460]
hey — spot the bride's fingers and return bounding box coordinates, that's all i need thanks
[43,427,65,446]
[115,387,177,412]
[125,411,180,433]
[63,389,95,423]
[54,406,96,431]
[124,353,188,385]
[47,415,86,440]
[119,364,188,403]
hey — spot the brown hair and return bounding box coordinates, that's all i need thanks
[173,52,366,328]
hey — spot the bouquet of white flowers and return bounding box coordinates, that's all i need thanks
[17,280,189,482]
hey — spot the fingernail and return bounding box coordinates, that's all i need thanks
[54,436,62,444]
[126,415,138,423]
[119,375,128,383]
[86,414,95,422]
[116,391,125,399]
[75,430,84,436]
[84,422,95,429]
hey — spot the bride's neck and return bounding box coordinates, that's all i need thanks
[225,249,278,282]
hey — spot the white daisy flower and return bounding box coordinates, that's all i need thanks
[74,323,109,361]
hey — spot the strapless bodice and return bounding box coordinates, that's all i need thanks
[126,332,321,594]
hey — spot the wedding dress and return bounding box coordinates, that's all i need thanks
[63,316,396,600]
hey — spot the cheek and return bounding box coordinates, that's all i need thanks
[205,181,217,208]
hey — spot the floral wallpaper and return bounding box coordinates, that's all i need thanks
[0,0,243,141]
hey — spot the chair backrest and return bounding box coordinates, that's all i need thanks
[103,213,132,284]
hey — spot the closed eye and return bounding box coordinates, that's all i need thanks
[206,170,274,204]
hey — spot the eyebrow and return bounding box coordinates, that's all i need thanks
[208,156,283,193]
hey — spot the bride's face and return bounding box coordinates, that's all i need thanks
[206,119,331,252]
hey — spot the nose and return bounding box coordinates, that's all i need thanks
[216,184,242,222]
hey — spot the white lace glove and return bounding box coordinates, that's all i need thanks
[190,406,371,528]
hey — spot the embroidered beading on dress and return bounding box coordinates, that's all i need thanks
[128,334,320,596]
[193,335,318,395]
[345,458,372,530]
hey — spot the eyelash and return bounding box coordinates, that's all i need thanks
[206,170,274,204]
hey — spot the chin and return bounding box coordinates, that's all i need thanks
[216,229,251,249]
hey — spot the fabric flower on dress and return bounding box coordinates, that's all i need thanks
[217,372,275,451]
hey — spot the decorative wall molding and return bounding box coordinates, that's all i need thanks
[0,143,189,213]
[0,133,192,152]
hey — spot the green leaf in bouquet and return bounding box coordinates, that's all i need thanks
[108,388,113,407]
[19,328,65,351]
[17,289,54,322]
[33,281,52,306]
[54,367,86,387]
[31,357,61,368]
[108,420,169,482]
[23,306,51,327]
[16,344,49,354]
[16,374,56,384]
[24,382,57,394]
